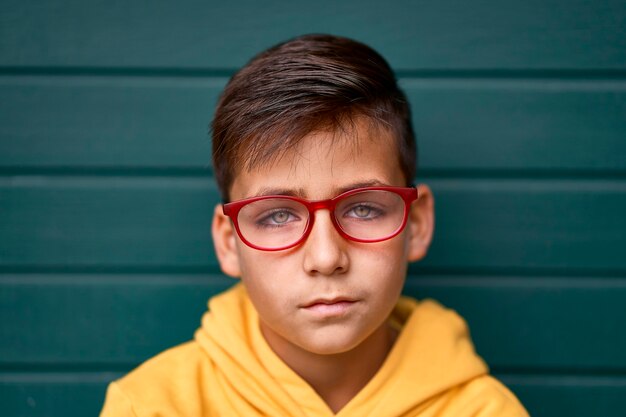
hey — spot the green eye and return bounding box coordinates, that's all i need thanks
[353,206,371,218]
[271,211,290,223]
[254,209,302,229]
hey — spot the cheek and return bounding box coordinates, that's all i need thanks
[360,241,408,299]
[359,235,409,274]
[237,248,298,311]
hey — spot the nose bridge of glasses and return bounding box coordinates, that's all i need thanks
[307,198,336,213]
[307,199,344,232]
[304,200,342,245]
[304,198,342,237]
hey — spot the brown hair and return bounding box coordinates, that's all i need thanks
[211,34,416,201]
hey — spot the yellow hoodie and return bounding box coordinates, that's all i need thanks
[100,284,528,416]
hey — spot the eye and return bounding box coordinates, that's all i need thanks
[256,209,301,228]
[352,205,372,218]
[270,210,291,224]
[344,203,384,220]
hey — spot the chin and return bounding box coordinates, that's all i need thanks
[302,343,358,356]
[295,330,369,356]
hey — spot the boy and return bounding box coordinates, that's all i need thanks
[100,34,528,416]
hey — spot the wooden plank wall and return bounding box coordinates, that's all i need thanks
[1,1,625,415]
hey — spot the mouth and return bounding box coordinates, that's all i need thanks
[300,297,359,317]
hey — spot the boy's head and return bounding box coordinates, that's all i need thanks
[212,33,416,202]
[211,34,434,358]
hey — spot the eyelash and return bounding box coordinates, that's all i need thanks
[343,203,385,219]
[255,209,300,228]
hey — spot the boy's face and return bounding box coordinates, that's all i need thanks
[212,118,434,357]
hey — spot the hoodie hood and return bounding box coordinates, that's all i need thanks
[194,284,489,417]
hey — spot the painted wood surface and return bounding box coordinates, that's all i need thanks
[1,1,625,416]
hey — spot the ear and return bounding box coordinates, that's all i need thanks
[211,204,242,278]
[406,184,435,262]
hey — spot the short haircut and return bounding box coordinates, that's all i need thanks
[211,34,416,201]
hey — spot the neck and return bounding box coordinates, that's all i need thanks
[261,322,397,413]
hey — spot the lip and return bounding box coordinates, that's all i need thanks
[300,297,358,317]
[301,296,356,307]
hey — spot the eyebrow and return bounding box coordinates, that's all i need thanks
[335,180,388,194]
[251,180,388,199]
[253,187,307,197]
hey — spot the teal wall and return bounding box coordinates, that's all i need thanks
[1,1,625,416]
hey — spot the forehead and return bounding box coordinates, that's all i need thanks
[229,119,404,200]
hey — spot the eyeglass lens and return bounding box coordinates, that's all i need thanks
[236,190,406,249]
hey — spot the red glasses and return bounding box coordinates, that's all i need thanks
[222,186,418,251]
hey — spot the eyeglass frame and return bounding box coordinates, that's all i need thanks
[222,186,419,251]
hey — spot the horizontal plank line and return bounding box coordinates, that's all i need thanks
[2,67,626,81]
[1,368,625,384]
[420,169,626,181]
[398,69,626,81]
[0,265,221,274]
[2,168,626,182]
[496,374,626,387]
[408,266,626,278]
[2,272,626,286]
[0,74,230,88]
[493,366,626,378]
[0,67,237,78]
[421,178,626,192]
[0,371,124,383]
[400,77,626,91]
[406,276,626,289]
[2,74,626,92]
[0,273,232,285]
[0,167,214,177]
[0,263,626,280]
[0,363,138,374]
[0,175,215,189]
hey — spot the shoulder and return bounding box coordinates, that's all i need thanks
[445,375,529,417]
[100,341,211,417]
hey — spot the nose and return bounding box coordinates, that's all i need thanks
[302,209,349,276]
